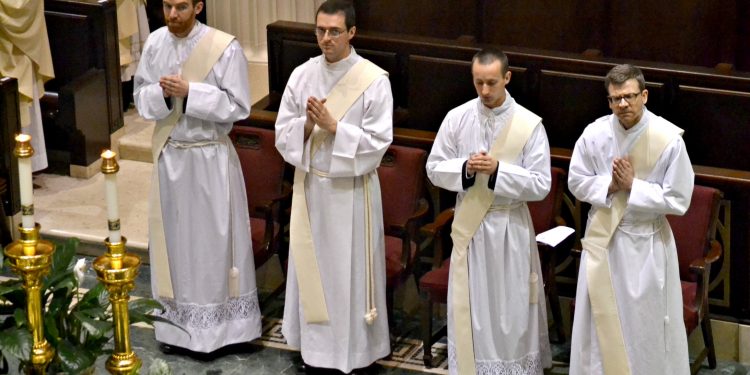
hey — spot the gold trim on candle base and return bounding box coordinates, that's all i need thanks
[101,150,120,174]
[4,223,56,374]
[93,237,142,374]
[14,134,35,158]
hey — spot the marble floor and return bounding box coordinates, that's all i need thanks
[5,109,749,374]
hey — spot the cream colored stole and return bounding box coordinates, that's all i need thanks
[149,28,235,299]
[116,0,139,66]
[581,117,683,375]
[450,104,540,375]
[0,0,55,127]
[289,59,386,324]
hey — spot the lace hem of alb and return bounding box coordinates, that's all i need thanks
[448,341,543,375]
[158,290,260,330]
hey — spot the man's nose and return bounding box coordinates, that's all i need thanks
[169,7,179,18]
[617,98,629,107]
[482,85,490,95]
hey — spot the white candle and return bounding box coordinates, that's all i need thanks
[16,134,34,229]
[101,150,121,243]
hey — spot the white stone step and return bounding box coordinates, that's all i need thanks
[35,159,152,253]
[117,109,154,163]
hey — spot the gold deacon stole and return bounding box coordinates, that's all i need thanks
[581,117,683,375]
[149,28,235,299]
[289,59,387,324]
[116,0,139,66]
[0,0,55,127]
[450,104,540,375]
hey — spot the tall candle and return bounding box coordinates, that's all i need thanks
[101,150,121,243]
[15,134,34,229]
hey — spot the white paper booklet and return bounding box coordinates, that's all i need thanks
[535,225,575,247]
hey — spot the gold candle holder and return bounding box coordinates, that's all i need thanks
[4,224,56,374]
[93,237,142,374]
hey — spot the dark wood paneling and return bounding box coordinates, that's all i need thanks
[480,0,606,54]
[356,49,402,109]
[43,0,122,172]
[275,40,320,96]
[607,1,737,69]
[407,56,474,132]
[739,2,750,72]
[351,1,749,73]
[43,13,91,90]
[0,78,20,217]
[675,86,750,171]
[354,1,477,40]
[537,71,608,150]
[45,0,121,134]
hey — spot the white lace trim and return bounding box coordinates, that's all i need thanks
[158,290,260,330]
[448,341,543,375]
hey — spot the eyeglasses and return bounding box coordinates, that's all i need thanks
[607,92,642,105]
[315,27,346,39]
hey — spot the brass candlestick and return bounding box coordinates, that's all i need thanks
[93,237,142,374]
[4,225,56,374]
[93,154,142,374]
[4,135,55,374]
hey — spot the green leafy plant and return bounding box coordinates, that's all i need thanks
[0,238,166,374]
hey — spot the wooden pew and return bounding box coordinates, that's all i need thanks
[0,77,20,245]
[244,20,750,320]
[42,0,121,176]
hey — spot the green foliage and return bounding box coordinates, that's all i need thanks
[0,238,165,373]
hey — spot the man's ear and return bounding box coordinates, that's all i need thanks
[195,1,204,15]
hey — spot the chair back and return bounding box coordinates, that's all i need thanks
[528,167,566,234]
[667,185,722,282]
[230,126,286,211]
[378,145,427,228]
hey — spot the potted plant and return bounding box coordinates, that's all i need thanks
[0,238,166,374]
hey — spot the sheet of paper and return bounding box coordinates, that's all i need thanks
[536,225,575,247]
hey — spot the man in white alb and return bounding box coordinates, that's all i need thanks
[568,64,693,374]
[426,48,552,375]
[133,0,261,353]
[275,0,393,372]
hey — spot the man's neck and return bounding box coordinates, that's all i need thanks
[325,47,352,64]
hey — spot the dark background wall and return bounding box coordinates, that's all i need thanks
[353,0,750,72]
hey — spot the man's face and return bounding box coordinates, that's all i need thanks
[472,60,511,109]
[607,78,648,129]
[315,11,355,63]
[163,0,202,38]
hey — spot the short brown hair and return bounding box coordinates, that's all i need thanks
[605,64,645,91]
[316,0,355,30]
[472,48,509,75]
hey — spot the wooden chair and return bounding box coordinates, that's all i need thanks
[377,144,430,325]
[418,167,568,367]
[568,185,723,374]
[529,167,568,343]
[667,185,723,374]
[0,177,11,247]
[230,126,290,273]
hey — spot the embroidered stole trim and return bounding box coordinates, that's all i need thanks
[581,117,683,375]
[450,104,540,375]
[149,28,235,299]
[289,59,387,324]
